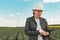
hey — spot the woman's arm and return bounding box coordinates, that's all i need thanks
[44,18,50,36]
[25,18,40,36]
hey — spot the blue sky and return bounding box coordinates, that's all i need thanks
[0,0,60,27]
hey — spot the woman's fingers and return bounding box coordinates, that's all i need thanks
[41,32,49,36]
[39,29,49,36]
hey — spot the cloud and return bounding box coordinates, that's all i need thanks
[9,14,15,17]
[43,0,60,3]
[20,20,26,27]
[0,18,6,22]
[23,0,31,2]
[46,18,60,25]
[0,16,25,27]
[9,12,21,17]
[16,12,21,16]
[0,17,17,27]
[0,17,60,27]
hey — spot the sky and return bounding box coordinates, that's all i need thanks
[0,0,60,27]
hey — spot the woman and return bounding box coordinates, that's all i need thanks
[25,3,50,40]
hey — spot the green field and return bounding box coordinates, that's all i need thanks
[0,26,60,40]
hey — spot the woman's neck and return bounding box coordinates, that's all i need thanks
[34,16,39,19]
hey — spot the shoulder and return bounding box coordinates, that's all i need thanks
[41,17,46,20]
[26,16,32,21]
[40,17,47,22]
[26,17,32,20]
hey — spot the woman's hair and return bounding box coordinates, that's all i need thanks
[33,12,34,15]
[33,11,35,15]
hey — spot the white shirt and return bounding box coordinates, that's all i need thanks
[35,18,43,40]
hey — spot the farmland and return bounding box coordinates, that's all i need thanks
[0,25,60,40]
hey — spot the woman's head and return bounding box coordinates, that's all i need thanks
[32,3,44,18]
[33,10,43,18]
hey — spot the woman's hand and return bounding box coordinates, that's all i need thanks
[39,29,49,36]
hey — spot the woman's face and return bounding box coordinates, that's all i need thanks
[33,10,43,18]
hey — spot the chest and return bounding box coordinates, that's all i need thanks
[29,19,46,31]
